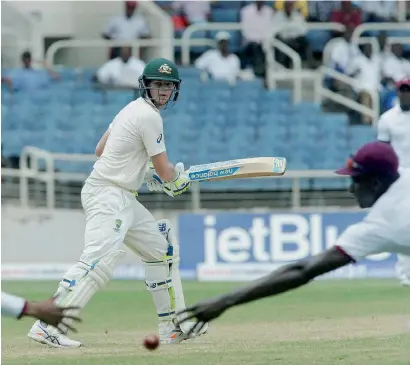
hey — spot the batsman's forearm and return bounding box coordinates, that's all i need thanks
[224,263,311,308]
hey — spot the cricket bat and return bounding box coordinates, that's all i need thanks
[187,157,287,182]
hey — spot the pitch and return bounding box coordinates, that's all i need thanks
[2,280,409,365]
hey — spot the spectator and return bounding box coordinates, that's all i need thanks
[275,0,308,18]
[102,1,150,59]
[94,47,145,88]
[308,1,340,22]
[240,1,274,79]
[359,0,397,22]
[348,43,382,124]
[330,26,361,74]
[1,51,59,92]
[382,44,410,85]
[330,1,362,30]
[273,1,310,68]
[172,1,211,25]
[195,31,240,84]
[329,26,361,99]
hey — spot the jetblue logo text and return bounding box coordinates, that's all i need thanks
[203,214,342,264]
[178,213,398,281]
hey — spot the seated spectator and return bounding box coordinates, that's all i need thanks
[359,0,397,22]
[194,31,240,84]
[275,0,308,18]
[273,1,310,68]
[102,1,150,59]
[328,26,361,99]
[330,26,361,74]
[172,1,210,25]
[240,1,274,79]
[94,47,145,88]
[348,43,382,124]
[307,1,340,22]
[1,51,60,92]
[382,44,410,86]
[330,1,362,31]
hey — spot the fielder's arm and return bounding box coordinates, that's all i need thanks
[95,124,112,157]
[1,292,81,331]
[177,248,352,328]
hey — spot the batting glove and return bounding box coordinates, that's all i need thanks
[144,162,163,192]
[163,162,190,198]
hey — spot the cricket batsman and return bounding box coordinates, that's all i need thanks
[27,58,208,347]
[176,141,410,333]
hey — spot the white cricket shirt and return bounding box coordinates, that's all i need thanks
[382,54,410,82]
[349,53,382,92]
[90,97,166,190]
[2,292,26,318]
[104,14,150,40]
[336,172,410,261]
[377,104,410,169]
[96,57,145,88]
[240,3,274,43]
[195,50,240,82]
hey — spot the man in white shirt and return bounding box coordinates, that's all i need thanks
[27,58,208,348]
[102,1,150,59]
[330,26,361,74]
[359,0,397,22]
[2,292,81,332]
[273,1,309,68]
[240,1,274,78]
[377,78,410,286]
[175,142,410,331]
[172,1,210,24]
[195,31,240,84]
[382,44,410,85]
[348,43,382,124]
[329,26,361,98]
[95,46,145,88]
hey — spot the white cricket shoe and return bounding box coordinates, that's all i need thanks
[27,321,82,348]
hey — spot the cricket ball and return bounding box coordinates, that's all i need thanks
[143,334,160,351]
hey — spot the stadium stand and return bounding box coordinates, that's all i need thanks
[1,0,409,207]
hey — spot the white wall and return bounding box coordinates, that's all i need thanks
[1,206,179,265]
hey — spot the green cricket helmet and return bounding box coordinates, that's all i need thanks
[138,57,181,105]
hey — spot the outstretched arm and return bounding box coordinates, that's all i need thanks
[177,247,353,331]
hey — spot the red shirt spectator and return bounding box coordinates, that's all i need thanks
[330,0,362,29]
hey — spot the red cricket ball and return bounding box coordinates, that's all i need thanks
[143,334,160,351]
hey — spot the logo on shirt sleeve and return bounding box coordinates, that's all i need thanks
[157,133,163,143]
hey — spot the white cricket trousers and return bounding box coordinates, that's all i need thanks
[80,182,169,265]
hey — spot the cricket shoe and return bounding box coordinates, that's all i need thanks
[27,321,82,348]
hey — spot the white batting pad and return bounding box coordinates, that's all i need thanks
[53,250,125,334]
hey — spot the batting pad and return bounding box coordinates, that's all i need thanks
[158,220,191,331]
[54,250,125,333]
[144,257,176,321]
[53,261,91,306]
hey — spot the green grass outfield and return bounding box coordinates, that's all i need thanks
[2,280,409,365]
